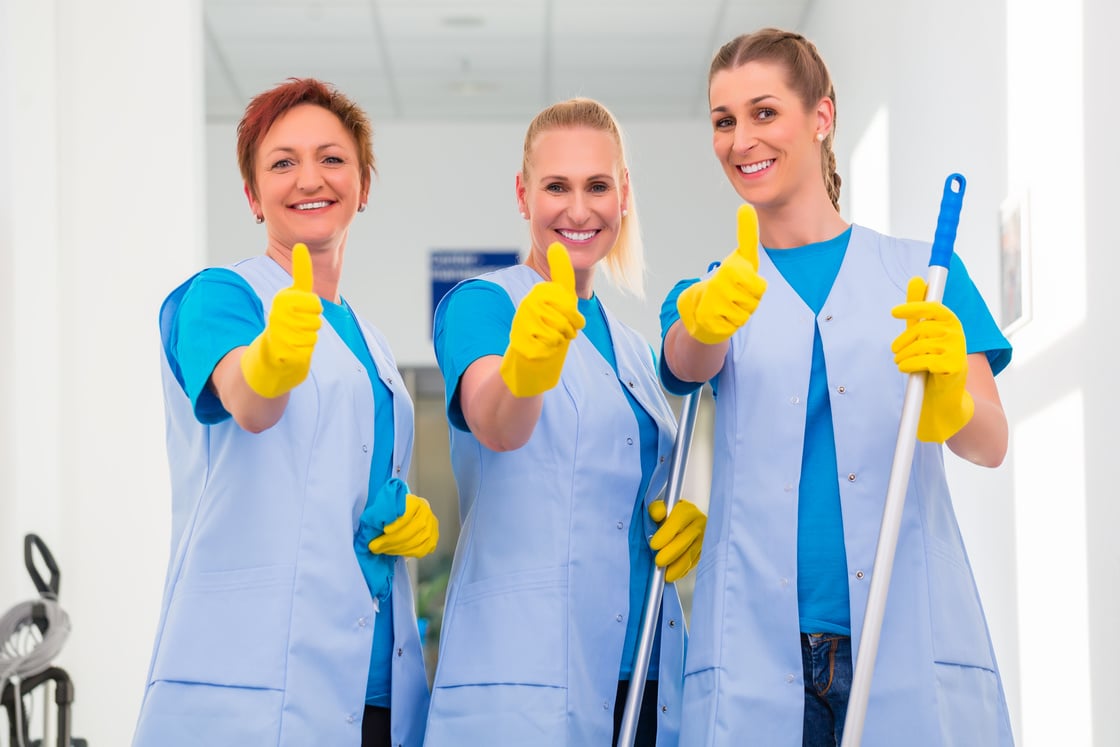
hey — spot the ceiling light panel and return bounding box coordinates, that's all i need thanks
[551,33,712,71]
[378,0,546,37]
[216,37,387,75]
[387,37,542,74]
[207,2,377,39]
[551,0,722,35]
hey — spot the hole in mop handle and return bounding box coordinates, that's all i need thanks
[930,173,967,269]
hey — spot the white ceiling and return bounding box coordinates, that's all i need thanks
[205,0,814,123]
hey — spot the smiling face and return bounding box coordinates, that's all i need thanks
[709,60,832,213]
[516,125,629,292]
[247,103,367,253]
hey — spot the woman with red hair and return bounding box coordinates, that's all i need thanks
[134,78,436,747]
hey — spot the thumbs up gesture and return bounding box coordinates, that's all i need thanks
[240,243,324,398]
[499,243,587,398]
[677,203,768,345]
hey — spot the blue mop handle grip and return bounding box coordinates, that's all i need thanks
[930,173,966,269]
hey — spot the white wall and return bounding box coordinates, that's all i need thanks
[1,0,62,619]
[0,0,18,614]
[1082,3,1119,745]
[1,1,204,745]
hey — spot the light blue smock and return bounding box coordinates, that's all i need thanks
[424,264,686,747]
[679,226,1014,745]
[133,255,430,747]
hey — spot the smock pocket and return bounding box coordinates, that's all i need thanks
[683,552,722,675]
[924,538,1012,742]
[681,665,721,735]
[435,566,567,687]
[133,680,283,747]
[151,564,295,689]
[925,537,995,670]
[425,683,566,746]
[933,662,1011,745]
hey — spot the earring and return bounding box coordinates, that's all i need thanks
[358,204,366,213]
[254,214,264,224]
[622,209,628,217]
[520,211,528,219]
[816,132,825,142]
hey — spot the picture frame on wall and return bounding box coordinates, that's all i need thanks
[999,190,1032,335]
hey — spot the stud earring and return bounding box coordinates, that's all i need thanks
[621,209,628,217]
[255,214,264,224]
[358,204,366,213]
[816,132,825,142]
[520,211,528,219]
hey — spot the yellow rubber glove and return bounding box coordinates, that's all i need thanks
[366,494,440,558]
[891,277,975,443]
[648,499,707,583]
[677,203,768,345]
[240,243,323,398]
[499,243,586,398]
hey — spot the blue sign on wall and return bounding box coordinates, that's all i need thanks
[430,250,521,336]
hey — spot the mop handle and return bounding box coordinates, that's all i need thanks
[617,387,703,746]
[841,173,966,747]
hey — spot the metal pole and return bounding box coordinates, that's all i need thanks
[840,174,966,746]
[617,387,704,746]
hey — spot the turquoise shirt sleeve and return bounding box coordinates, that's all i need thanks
[433,279,516,431]
[942,253,1013,375]
[169,268,264,424]
[657,278,703,396]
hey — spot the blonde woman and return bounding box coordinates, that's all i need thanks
[424,99,705,747]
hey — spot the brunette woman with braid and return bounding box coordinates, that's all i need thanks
[658,28,1014,746]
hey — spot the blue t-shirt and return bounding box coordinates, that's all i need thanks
[767,229,852,633]
[658,228,1012,635]
[321,299,398,708]
[433,278,662,679]
[170,268,398,706]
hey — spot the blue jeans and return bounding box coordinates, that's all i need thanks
[800,633,852,747]
[612,679,658,747]
[361,706,390,747]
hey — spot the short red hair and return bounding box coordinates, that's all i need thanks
[237,78,375,200]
